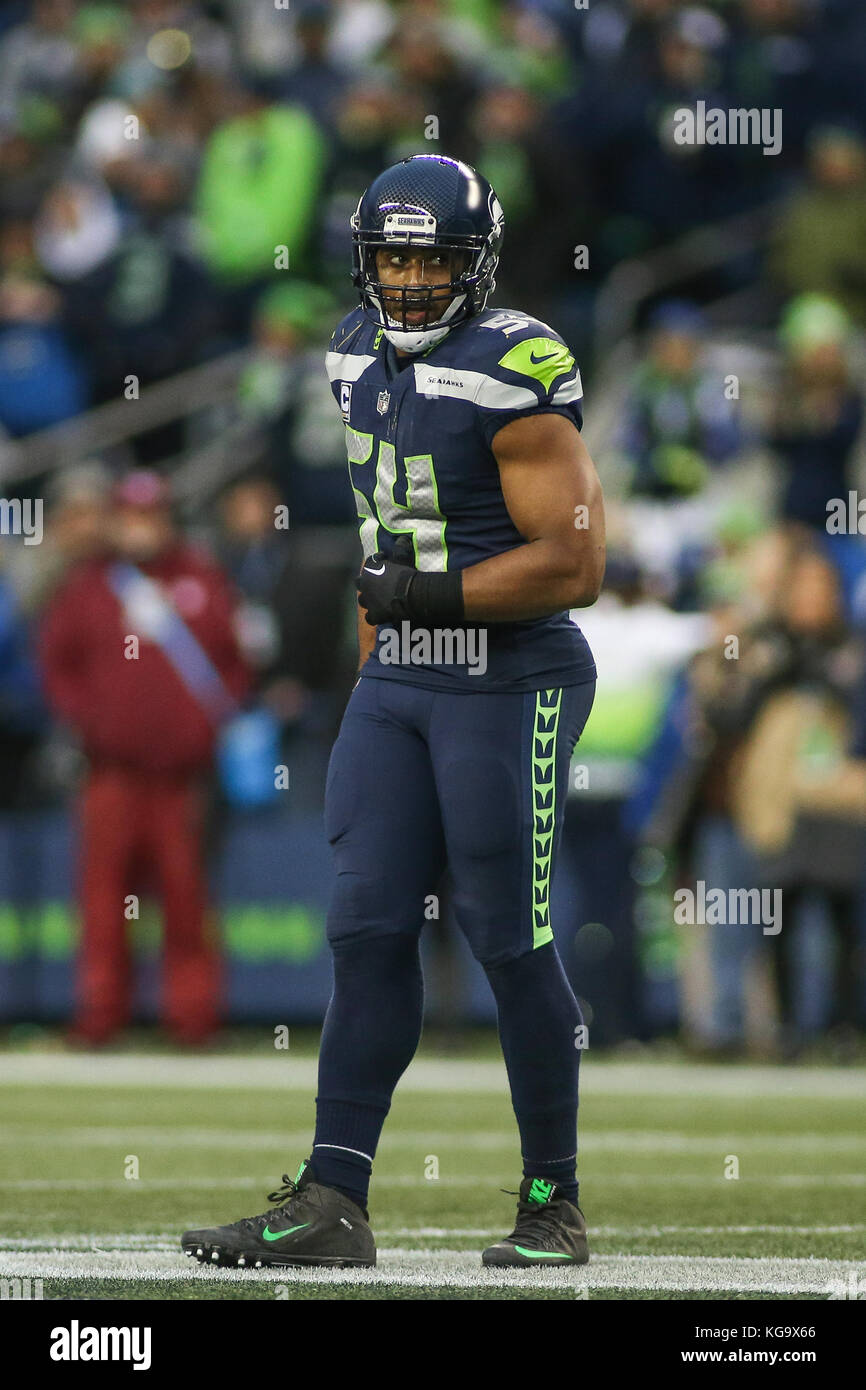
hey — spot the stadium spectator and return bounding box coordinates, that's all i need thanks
[0,0,81,132]
[0,211,87,437]
[194,72,327,334]
[654,530,866,1057]
[384,7,483,154]
[670,529,799,1054]
[725,0,826,160]
[39,470,251,1046]
[55,147,219,408]
[621,300,742,500]
[768,293,864,531]
[238,279,355,526]
[561,4,743,256]
[7,459,112,614]
[770,124,866,327]
[215,468,356,747]
[33,175,121,285]
[727,543,866,1059]
[567,553,713,1045]
[275,0,350,134]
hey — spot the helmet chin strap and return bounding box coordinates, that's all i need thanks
[380,292,467,355]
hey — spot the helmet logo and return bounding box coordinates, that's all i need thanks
[382,209,437,243]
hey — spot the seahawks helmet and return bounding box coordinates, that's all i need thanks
[351,154,505,354]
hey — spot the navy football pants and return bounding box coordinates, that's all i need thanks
[312,672,596,1209]
[324,675,596,964]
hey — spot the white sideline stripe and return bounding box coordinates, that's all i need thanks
[0,1174,864,1191]
[0,1249,859,1294]
[1,1054,863,1098]
[1,1126,861,1154]
[2,1223,863,1251]
[378,1224,866,1238]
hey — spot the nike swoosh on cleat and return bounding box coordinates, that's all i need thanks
[261,1223,311,1242]
[364,564,386,576]
[512,1245,574,1260]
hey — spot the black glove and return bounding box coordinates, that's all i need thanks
[357,537,465,627]
[357,539,417,625]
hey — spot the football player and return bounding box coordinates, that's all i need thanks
[183,154,604,1271]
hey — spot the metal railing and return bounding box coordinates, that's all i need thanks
[593,204,777,361]
[0,348,252,487]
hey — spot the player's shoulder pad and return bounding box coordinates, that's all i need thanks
[445,308,583,411]
[325,306,377,384]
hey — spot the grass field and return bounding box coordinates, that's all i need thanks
[0,1039,864,1301]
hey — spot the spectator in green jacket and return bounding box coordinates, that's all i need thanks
[195,73,327,331]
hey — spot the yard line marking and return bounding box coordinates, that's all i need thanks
[0,1173,863,1191]
[0,1249,860,1295]
[2,1224,864,1251]
[1,1127,862,1154]
[380,1224,866,1238]
[0,1054,863,1099]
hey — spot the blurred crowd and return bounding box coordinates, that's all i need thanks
[0,0,865,1051]
[573,288,866,1061]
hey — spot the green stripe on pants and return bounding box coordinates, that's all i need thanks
[531,688,562,948]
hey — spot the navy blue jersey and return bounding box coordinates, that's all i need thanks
[325,305,597,692]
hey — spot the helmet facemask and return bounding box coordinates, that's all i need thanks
[358,244,476,352]
[353,238,500,353]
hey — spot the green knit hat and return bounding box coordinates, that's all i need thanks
[779,294,851,354]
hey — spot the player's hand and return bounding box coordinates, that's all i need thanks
[357,540,416,625]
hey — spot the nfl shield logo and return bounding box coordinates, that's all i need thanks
[377,390,390,415]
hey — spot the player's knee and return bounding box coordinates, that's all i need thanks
[450,889,526,969]
[482,938,569,987]
[326,869,409,944]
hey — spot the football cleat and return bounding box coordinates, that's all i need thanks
[181,1162,376,1269]
[482,1176,589,1267]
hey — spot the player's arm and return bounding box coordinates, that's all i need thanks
[461,413,605,620]
[356,414,605,627]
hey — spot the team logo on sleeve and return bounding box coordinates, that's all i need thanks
[340,382,352,422]
[377,390,390,414]
[498,338,575,391]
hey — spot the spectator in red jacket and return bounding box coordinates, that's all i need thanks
[39,470,251,1046]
